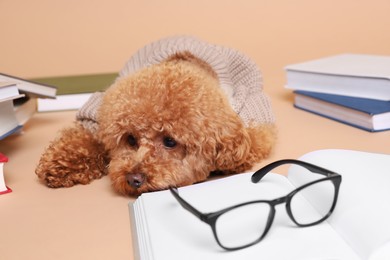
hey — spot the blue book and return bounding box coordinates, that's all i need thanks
[294,90,390,132]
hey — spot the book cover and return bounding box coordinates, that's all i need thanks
[31,73,117,95]
[294,91,390,132]
[128,149,390,260]
[285,54,390,100]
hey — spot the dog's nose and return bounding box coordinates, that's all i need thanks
[126,173,145,188]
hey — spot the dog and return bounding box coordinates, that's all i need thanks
[35,36,276,196]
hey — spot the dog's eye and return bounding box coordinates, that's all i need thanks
[163,136,177,148]
[127,135,137,147]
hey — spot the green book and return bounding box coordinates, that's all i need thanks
[32,73,117,95]
[32,73,118,112]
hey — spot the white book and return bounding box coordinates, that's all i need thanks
[285,54,390,100]
[0,99,23,140]
[0,82,21,100]
[37,93,92,112]
[14,97,38,125]
[0,73,56,99]
[129,149,390,260]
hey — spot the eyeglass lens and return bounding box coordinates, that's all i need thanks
[289,178,336,225]
[214,178,336,249]
[215,202,272,249]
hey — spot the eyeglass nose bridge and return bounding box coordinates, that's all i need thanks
[270,195,298,225]
[270,195,289,206]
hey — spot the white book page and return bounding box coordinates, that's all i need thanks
[133,171,360,260]
[289,149,390,260]
[0,162,7,191]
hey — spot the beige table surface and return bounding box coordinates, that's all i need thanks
[1,79,389,259]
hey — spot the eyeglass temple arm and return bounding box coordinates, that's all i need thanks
[169,187,206,221]
[251,159,337,183]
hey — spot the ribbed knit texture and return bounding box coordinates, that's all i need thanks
[76,91,103,132]
[77,36,274,132]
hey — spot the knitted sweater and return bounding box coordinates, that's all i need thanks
[76,36,274,132]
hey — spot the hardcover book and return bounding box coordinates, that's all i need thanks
[0,82,21,100]
[285,54,390,100]
[0,73,56,99]
[294,90,390,132]
[0,97,23,140]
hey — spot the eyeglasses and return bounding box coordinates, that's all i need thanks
[169,159,342,251]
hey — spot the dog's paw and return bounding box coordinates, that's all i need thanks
[35,123,108,189]
[35,157,103,188]
[36,169,78,188]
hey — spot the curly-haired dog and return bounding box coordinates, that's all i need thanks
[36,36,276,196]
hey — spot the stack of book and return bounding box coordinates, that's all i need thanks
[0,73,57,140]
[285,54,390,132]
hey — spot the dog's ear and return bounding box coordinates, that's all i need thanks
[213,121,276,173]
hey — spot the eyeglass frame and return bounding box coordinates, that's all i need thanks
[169,159,342,251]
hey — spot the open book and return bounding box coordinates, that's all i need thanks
[129,149,390,260]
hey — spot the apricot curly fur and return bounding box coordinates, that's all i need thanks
[36,123,108,187]
[36,54,276,196]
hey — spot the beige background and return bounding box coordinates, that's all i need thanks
[1,1,390,259]
[1,0,390,79]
